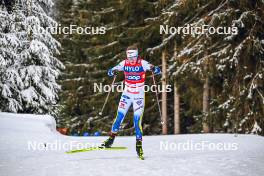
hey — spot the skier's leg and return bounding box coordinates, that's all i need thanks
[111,93,132,134]
[133,92,145,159]
[102,92,131,148]
[133,93,145,140]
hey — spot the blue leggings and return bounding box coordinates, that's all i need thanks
[111,91,144,140]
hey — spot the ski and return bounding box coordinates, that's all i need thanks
[66,146,127,154]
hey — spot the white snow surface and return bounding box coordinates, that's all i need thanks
[0,112,263,176]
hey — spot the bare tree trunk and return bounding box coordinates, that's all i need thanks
[210,88,215,132]
[173,44,180,134]
[203,76,210,133]
[162,50,168,134]
[174,82,180,134]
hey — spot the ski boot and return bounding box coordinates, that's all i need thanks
[101,133,116,148]
[136,139,144,160]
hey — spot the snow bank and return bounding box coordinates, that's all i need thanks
[0,112,57,134]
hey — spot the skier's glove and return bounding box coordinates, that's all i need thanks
[152,66,161,75]
[107,69,116,77]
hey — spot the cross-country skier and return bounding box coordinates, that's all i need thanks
[101,45,161,159]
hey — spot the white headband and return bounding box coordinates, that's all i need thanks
[126,50,138,58]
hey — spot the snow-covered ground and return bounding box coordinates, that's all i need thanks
[0,112,263,176]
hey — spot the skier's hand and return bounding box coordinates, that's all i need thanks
[107,69,117,77]
[152,66,161,75]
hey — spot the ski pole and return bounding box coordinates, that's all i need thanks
[151,71,163,124]
[99,75,117,116]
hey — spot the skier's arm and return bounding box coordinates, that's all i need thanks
[142,60,161,75]
[142,60,152,71]
[112,60,125,71]
[108,61,125,77]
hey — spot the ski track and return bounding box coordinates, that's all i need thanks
[0,112,263,176]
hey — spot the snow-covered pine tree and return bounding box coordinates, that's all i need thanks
[148,0,264,134]
[0,0,64,114]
